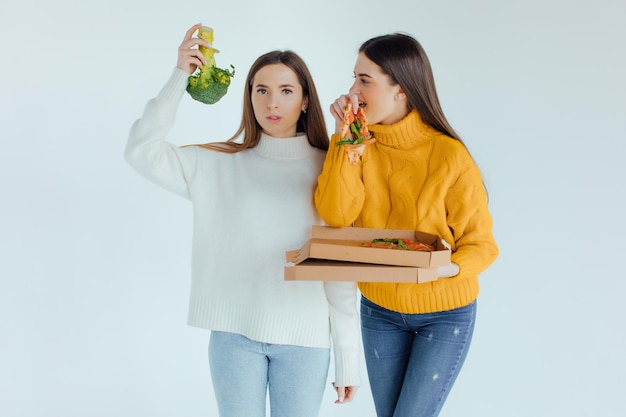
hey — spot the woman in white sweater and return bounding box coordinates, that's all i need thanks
[125,24,360,417]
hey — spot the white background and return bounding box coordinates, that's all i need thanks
[1,1,625,416]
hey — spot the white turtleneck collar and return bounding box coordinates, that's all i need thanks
[254,132,319,159]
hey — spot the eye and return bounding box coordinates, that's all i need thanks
[256,88,268,95]
[282,88,293,95]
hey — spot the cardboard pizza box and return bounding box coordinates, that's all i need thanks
[284,226,451,283]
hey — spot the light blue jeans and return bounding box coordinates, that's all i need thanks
[361,296,477,417]
[208,331,330,417]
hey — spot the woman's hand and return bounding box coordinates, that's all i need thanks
[176,23,210,74]
[437,262,460,278]
[330,94,359,136]
[332,382,359,404]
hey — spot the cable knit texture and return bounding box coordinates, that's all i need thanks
[315,110,498,314]
[125,68,360,386]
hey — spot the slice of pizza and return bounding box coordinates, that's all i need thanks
[336,103,376,164]
[336,102,375,146]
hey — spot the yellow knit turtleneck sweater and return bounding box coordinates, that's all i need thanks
[315,110,498,314]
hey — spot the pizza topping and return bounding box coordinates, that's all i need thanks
[335,103,377,165]
[336,103,376,146]
[362,238,435,252]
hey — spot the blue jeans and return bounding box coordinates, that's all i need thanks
[208,331,330,417]
[360,296,477,417]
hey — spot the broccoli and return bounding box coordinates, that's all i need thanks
[186,26,235,105]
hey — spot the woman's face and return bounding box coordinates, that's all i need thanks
[251,63,307,138]
[348,52,408,125]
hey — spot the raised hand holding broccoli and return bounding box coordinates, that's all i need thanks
[186,26,235,105]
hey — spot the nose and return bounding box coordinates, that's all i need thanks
[267,94,278,109]
[348,81,359,95]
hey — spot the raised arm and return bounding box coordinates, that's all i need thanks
[124,24,211,198]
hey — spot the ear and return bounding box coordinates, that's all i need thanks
[394,87,407,101]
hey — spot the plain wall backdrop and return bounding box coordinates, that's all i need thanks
[1,0,625,416]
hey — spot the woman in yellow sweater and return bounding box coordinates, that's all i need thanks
[315,33,499,417]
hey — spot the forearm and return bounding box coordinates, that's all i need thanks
[324,281,361,387]
[124,68,194,199]
[314,134,366,227]
[449,200,499,279]
[451,232,498,279]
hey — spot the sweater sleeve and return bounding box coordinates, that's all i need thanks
[314,134,366,227]
[446,161,499,279]
[323,281,361,387]
[124,68,197,199]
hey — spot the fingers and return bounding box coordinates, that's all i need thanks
[347,93,359,114]
[329,95,348,121]
[335,385,345,404]
[330,93,359,120]
[182,23,203,43]
[179,24,209,54]
[343,385,359,402]
[332,382,359,404]
[177,49,205,74]
[176,24,210,74]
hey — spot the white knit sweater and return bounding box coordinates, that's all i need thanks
[125,68,360,386]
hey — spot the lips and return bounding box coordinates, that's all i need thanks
[266,115,282,122]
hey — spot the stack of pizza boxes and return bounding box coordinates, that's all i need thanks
[285,226,451,283]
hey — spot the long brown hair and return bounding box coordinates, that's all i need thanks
[361,33,488,194]
[360,33,462,142]
[194,50,328,153]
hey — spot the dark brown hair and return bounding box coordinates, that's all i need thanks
[360,33,461,141]
[361,33,488,193]
[195,50,328,153]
